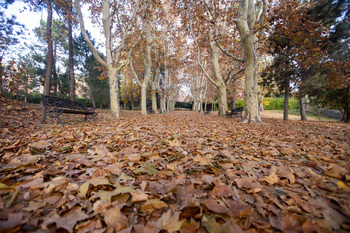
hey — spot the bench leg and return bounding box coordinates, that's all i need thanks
[41,111,47,123]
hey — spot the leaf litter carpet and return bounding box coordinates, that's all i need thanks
[0,98,350,232]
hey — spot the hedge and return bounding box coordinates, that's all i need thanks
[229,98,299,110]
[263,97,299,110]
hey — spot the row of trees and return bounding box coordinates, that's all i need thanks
[1,0,349,122]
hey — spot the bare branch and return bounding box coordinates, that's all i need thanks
[189,20,216,85]
[74,0,109,69]
[224,67,245,84]
[129,59,142,86]
[214,39,244,62]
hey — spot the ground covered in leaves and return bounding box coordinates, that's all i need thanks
[0,97,350,233]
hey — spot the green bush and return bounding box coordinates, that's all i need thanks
[76,98,93,107]
[236,100,245,108]
[27,92,42,104]
[263,98,299,110]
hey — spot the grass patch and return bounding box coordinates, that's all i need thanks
[264,109,339,122]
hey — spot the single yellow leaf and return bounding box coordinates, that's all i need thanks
[0,183,15,189]
[79,181,90,197]
[337,181,350,192]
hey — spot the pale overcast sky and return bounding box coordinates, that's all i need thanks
[4,1,104,61]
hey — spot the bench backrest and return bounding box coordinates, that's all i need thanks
[41,94,87,111]
[231,107,244,113]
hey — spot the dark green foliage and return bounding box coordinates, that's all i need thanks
[76,97,93,108]
[75,32,109,108]
[304,0,350,122]
[27,92,42,104]
[175,102,192,109]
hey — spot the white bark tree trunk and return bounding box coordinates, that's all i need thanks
[140,81,148,115]
[75,0,140,118]
[236,0,265,123]
[108,68,120,118]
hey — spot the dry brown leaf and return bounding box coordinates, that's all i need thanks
[131,192,148,202]
[235,177,262,193]
[141,199,168,213]
[263,172,279,185]
[152,210,184,233]
[104,207,129,232]
[42,207,89,233]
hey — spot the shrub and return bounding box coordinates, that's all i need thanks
[76,98,93,107]
[27,92,42,104]
[263,98,299,110]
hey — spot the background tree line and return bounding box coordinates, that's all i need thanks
[0,0,349,122]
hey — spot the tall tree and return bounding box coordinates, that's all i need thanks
[304,0,350,122]
[0,1,24,96]
[75,0,142,118]
[67,0,75,101]
[178,0,245,116]
[43,0,53,95]
[264,0,327,121]
[235,0,268,123]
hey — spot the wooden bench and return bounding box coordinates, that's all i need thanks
[226,107,243,118]
[147,108,156,114]
[41,94,97,124]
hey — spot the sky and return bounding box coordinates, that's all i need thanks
[4,1,104,61]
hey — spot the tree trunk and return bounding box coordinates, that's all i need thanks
[69,0,75,101]
[44,0,53,96]
[218,84,228,115]
[89,88,96,108]
[300,97,307,121]
[52,43,58,95]
[0,58,4,96]
[236,0,262,123]
[209,37,228,116]
[24,76,28,102]
[151,88,158,114]
[232,88,236,110]
[109,68,120,118]
[284,79,290,121]
[160,93,166,113]
[140,21,152,115]
[140,81,147,115]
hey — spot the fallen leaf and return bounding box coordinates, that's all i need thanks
[141,199,168,213]
[152,210,184,233]
[0,213,28,232]
[263,172,279,185]
[42,207,89,233]
[324,164,347,179]
[104,207,129,232]
[337,181,350,192]
[235,177,262,193]
[131,192,148,202]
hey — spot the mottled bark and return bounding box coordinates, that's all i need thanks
[69,0,75,101]
[140,81,148,115]
[284,79,290,121]
[300,98,307,121]
[43,0,53,96]
[108,68,120,118]
[89,88,96,108]
[235,0,263,123]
